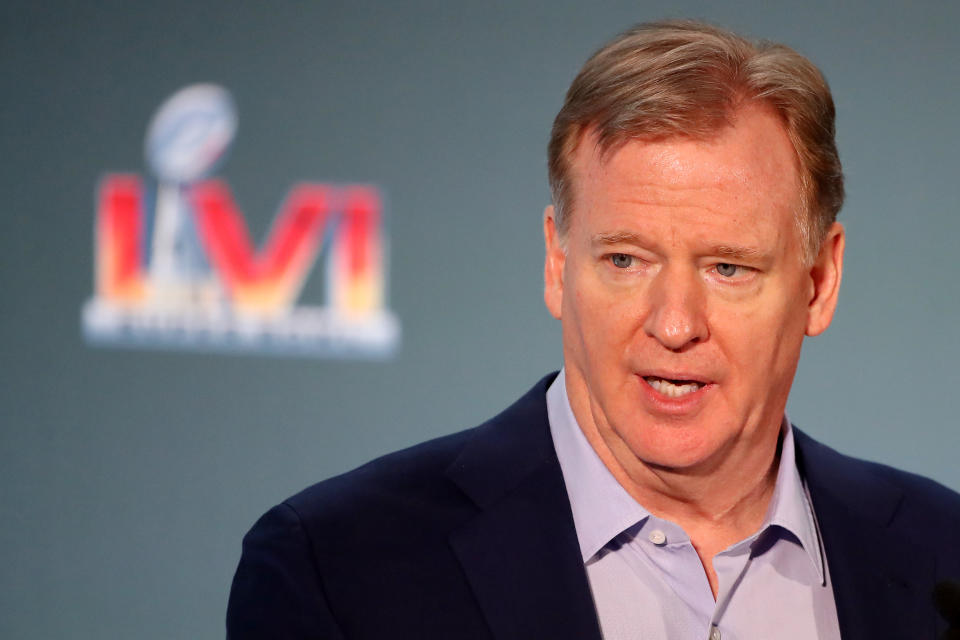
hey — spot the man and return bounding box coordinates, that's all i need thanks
[227,20,960,639]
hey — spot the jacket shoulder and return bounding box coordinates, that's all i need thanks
[284,425,481,528]
[795,427,960,531]
[227,375,559,638]
[283,372,559,529]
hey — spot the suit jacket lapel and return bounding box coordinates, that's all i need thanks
[445,376,603,640]
[794,429,937,640]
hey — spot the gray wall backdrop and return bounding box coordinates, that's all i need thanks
[2,0,958,637]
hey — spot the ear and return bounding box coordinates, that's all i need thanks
[543,205,565,320]
[805,222,845,336]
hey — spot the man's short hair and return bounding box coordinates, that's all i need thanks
[547,20,844,263]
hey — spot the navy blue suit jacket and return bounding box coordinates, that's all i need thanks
[227,374,960,638]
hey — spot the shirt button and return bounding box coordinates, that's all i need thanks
[709,625,721,640]
[648,529,667,545]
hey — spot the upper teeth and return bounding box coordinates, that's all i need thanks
[645,377,703,398]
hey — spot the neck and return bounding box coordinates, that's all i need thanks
[602,426,780,534]
[582,410,782,600]
[568,392,783,546]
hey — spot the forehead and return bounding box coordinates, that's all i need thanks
[568,104,804,247]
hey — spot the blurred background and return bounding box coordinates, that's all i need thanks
[1,0,958,637]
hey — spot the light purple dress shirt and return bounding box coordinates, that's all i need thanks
[546,370,842,640]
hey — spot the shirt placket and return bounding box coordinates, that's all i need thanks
[630,517,719,634]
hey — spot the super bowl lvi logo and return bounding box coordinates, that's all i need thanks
[82,84,400,358]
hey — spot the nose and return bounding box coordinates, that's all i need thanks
[642,266,709,351]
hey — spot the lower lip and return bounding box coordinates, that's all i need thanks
[637,376,714,415]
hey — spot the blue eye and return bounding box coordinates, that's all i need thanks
[716,263,738,277]
[610,254,633,268]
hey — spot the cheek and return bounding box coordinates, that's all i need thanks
[716,300,805,380]
[564,278,635,363]
[563,267,604,328]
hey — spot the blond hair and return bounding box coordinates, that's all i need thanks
[548,20,844,262]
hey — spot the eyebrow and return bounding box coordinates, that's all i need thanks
[712,244,764,261]
[592,231,648,246]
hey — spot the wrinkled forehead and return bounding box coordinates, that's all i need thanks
[566,105,805,233]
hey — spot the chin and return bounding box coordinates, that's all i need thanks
[617,420,722,471]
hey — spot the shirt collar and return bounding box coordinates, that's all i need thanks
[546,368,824,583]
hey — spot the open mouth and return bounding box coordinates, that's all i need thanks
[643,376,706,398]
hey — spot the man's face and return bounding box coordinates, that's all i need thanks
[544,103,843,473]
